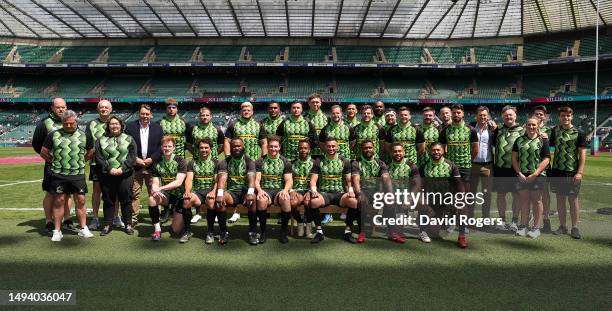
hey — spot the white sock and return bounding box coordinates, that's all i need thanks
[344,228,352,234]
[317,229,323,234]
[154,223,161,231]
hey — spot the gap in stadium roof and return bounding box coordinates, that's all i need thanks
[0,0,609,40]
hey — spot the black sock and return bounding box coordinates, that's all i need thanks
[291,210,303,223]
[248,211,257,232]
[280,211,290,233]
[195,205,201,215]
[311,208,322,226]
[217,211,227,233]
[182,208,193,232]
[206,209,217,233]
[355,208,362,233]
[345,208,355,229]
[305,208,313,223]
[148,206,160,224]
[257,210,268,233]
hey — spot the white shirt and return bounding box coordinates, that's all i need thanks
[475,123,492,163]
[139,121,149,159]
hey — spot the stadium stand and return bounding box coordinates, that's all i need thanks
[60,46,106,63]
[152,46,196,63]
[289,46,331,62]
[380,78,424,98]
[524,38,575,61]
[16,46,59,63]
[244,46,285,62]
[106,46,151,63]
[335,46,378,63]
[474,45,517,63]
[382,46,423,63]
[200,46,242,62]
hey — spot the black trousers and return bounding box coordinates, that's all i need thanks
[100,173,134,226]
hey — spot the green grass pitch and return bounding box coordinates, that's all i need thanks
[1,147,611,309]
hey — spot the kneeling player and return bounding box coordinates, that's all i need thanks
[176,139,220,243]
[308,138,357,243]
[215,138,256,245]
[255,136,293,243]
[290,140,314,237]
[148,136,188,241]
[351,140,393,243]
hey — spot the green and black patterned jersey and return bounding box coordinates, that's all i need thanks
[188,156,219,190]
[420,158,461,194]
[187,123,225,160]
[373,115,386,127]
[351,157,388,190]
[385,122,425,165]
[345,117,360,128]
[419,123,440,166]
[86,118,108,166]
[219,155,256,192]
[311,155,351,193]
[255,155,292,189]
[260,115,284,136]
[95,133,136,174]
[43,129,93,176]
[388,159,420,190]
[305,110,329,157]
[152,154,188,197]
[493,124,524,169]
[549,126,586,172]
[439,122,478,169]
[540,125,552,138]
[32,113,62,154]
[160,116,189,158]
[319,121,356,160]
[225,117,266,161]
[352,121,386,160]
[512,135,550,175]
[292,157,313,191]
[276,116,318,161]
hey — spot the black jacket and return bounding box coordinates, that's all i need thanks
[125,120,163,170]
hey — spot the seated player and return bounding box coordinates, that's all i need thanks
[176,139,220,244]
[290,140,314,238]
[308,138,358,243]
[351,140,393,244]
[148,136,188,241]
[215,138,257,245]
[254,136,293,244]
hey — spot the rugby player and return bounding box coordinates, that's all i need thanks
[345,103,360,128]
[290,140,314,238]
[215,138,257,245]
[419,107,440,167]
[385,106,425,166]
[438,106,452,127]
[532,105,553,233]
[353,105,386,160]
[372,100,386,127]
[319,105,356,160]
[148,136,188,241]
[254,136,293,244]
[304,93,329,159]
[512,117,550,239]
[276,101,318,162]
[261,102,285,137]
[308,138,357,243]
[41,110,94,242]
[160,98,191,159]
[548,106,586,239]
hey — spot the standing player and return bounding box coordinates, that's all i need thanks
[419,107,440,167]
[548,106,586,239]
[420,143,465,247]
[469,106,496,221]
[512,117,550,239]
[32,98,70,233]
[261,102,284,137]
[385,107,425,166]
[387,143,424,243]
[532,105,553,233]
[319,105,356,160]
[148,136,188,241]
[40,110,94,242]
[94,116,137,236]
[438,106,452,127]
[351,140,393,244]
[215,138,257,244]
[160,98,191,159]
[492,106,524,231]
[373,100,386,127]
[439,104,477,234]
[185,107,225,224]
[224,102,267,224]
[304,93,329,159]
[254,136,293,244]
[179,139,220,244]
[353,105,386,160]
[86,100,112,230]
[276,101,318,162]
[308,138,357,243]
[290,140,314,238]
[345,103,360,128]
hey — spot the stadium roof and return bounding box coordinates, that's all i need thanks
[0,0,609,40]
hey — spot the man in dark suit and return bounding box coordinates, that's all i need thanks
[125,104,163,225]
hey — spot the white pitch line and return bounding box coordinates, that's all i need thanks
[0,179,42,187]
